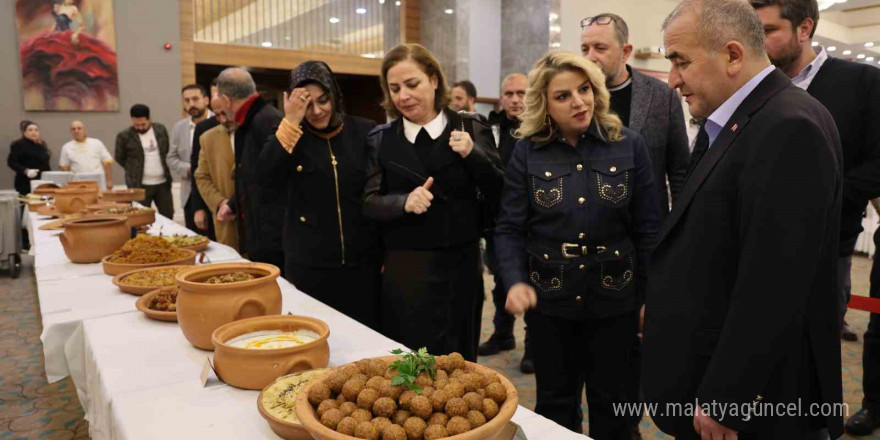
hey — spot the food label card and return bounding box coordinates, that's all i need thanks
[200,357,224,388]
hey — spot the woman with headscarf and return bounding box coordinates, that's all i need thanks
[258,61,382,330]
[8,120,51,195]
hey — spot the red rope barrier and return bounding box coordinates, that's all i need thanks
[849,295,880,314]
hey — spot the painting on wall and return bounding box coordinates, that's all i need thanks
[15,0,119,111]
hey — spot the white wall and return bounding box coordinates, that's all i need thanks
[468,0,502,99]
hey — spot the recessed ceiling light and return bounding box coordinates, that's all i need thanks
[329,17,340,23]
[868,57,876,62]
[858,53,866,59]
[843,50,852,55]
[356,7,366,13]
[812,41,819,47]
[361,53,378,58]
[395,1,400,5]
[827,46,837,51]
[261,41,272,48]
[444,8,453,14]
[866,42,875,47]
[379,0,385,3]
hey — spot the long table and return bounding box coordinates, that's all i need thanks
[27,211,589,440]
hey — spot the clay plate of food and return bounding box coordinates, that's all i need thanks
[163,234,210,252]
[135,286,179,322]
[258,368,332,440]
[112,265,193,295]
[102,235,197,276]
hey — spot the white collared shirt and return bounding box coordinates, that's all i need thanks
[402,112,448,144]
[792,46,828,91]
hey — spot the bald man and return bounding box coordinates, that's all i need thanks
[59,120,114,190]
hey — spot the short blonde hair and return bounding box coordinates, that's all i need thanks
[380,44,450,119]
[516,51,623,144]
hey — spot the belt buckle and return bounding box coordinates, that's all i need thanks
[561,243,580,259]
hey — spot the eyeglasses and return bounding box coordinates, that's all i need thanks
[581,15,614,28]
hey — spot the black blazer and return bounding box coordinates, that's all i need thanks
[7,138,51,195]
[258,116,381,268]
[807,56,880,253]
[642,69,843,438]
[362,109,504,251]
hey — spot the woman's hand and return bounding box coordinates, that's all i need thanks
[283,88,311,126]
[506,282,537,315]
[449,130,474,158]
[404,177,434,215]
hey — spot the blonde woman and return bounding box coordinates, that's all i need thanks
[494,51,660,437]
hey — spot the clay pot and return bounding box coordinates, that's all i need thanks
[54,187,99,214]
[96,207,155,228]
[85,202,129,213]
[68,180,100,191]
[176,262,282,351]
[59,216,131,263]
[101,249,197,276]
[33,183,59,195]
[101,188,146,203]
[212,315,329,390]
[36,203,60,217]
[28,201,46,213]
[257,370,330,440]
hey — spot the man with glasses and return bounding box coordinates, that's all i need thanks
[581,13,689,219]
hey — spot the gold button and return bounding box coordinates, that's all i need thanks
[544,171,552,178]
[576,164,583,171]
[578,197,585,204]
[578,233,585,239]
[575,296,582,302]
[543,254,549,260]
[579,264,585,270]
[296,165,303,172]
[610,166,617,172]
[614,250,620,257]
[299,216,306,223]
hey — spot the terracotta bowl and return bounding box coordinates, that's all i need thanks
[212,315,330,390]
[33,183,59,195]
[54,187,99,214]
[257,369,333,440]
[85,202,129,213]
[28,201,46,213]
[176,262,282,351]
[112,265,193,295]
[68,180,100,191]
[59,216,131,264]
[135,287,178,322]
[295,356,519,440]
[96,207,156,228]
[36,204,59,217]
[101,249,197,276]
[101,188,146,203]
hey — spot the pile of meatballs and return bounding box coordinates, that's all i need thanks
[306,352,509,440]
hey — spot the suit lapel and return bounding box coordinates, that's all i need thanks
[628,69,651,132]
[657,69,793,245]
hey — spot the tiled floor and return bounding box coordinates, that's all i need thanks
[1,253,878,439]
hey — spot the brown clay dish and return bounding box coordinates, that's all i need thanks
[33,183,59,195]
[135,287,178,322]
[211,315,330,390]
[67,180,100,191]
[28,201,46,212]
[175,262,282,350]
[257,369,333,440]
[101,249,197,276]
[54,187,99,214]
[36,204,60,217]
[59,216,131,263]
[96,207,156,228]
[85,202,129,213]
[101,188,146,203]
[112,265,192,295]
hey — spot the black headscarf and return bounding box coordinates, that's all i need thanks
[290,61,346,131]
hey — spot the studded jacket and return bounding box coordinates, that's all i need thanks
[494,124,660,320]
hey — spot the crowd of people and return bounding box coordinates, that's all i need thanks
[8,0,880,438]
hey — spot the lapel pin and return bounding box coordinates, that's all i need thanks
[731,123,738,132]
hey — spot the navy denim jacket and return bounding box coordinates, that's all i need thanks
[494,124,660,320]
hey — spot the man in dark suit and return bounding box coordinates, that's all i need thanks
[581,12,690,219]
[643,0,843,439]
[188,78,221,241]
[751,1,880,433]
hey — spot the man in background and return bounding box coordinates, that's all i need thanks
[59,120,113,190]
[115,104,174,218]
[168,84,213,233]
[450,80,478,113]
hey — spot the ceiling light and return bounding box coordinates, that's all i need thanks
[550,42,561,48]
[395,1,400,6]
[868,57,876,62]
[858,53,866,59]
[549,13,559,21]
[866,42,875,47]
[261,41,272,48]
[812,41,819,47]
[444,8,453,14]
[843,50,852,55]
[379,0,385,3]
[361,53,378,58]
[329,17,340,23]
[827,46,836,51]
[356,7,367,13]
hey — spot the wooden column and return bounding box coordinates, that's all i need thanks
[179,0,196,88]
[400,0,420,44]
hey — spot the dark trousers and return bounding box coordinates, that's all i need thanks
[529,310,640,439]
[864,227,880,412]
[286,261,382,331]
[184,199,216,240]
[142,181,174,219]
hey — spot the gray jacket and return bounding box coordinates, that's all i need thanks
[629,68,690,219]
[167,117,197,205]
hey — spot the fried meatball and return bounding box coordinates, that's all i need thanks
[482,372,500,386]
[424,424,448,440]
[403,417,427,440]
[414,372,433,388]
[399,389,417,410]
[327,370,351,394]
[460,374,482,393]
[435,370,449,382]
[337,416,358,436]
[485,382,506,404]
[343,377,368,401]
[434,378,449,391]
[355,359,373,375]
[385,368,399,380]
[392,410,411,426]
[351,408,373,424]
[450,368,466,379]
[427,412,448,426]
[430,389,449,412]
[372,416,393,433]
[338,393,348,403]
[373,397,398,418]
[478,388,486,398]
[410,395,433,419]
[382,424,407,440]
[444,380,465,399]
[321,408,344,430]
[445,397,468,417]
[467,410,486,428]
[358,388,381,410]
[420,386,435,399]
[463,392,483,411]
[356,421,379,440]
[352,373,369,383]
[448,353,466,370]
[369,359,389,377]
[317,399,340,417]
[435,355,452,372]
[342,364,361,378]
[482,398,499,420]
[339,401,358,417]
[309,382,332,406]
[446,416,471,435]
[367,375,386,391]
[380,382,405,400]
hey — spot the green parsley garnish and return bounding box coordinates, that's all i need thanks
[389,347,436,394]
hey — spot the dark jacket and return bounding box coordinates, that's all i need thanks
[363,109,504,250]
[488,110,521,167]
[229,97,285,256]
[258,115,381,268]
[494,125,660,320]
[806,56,880,254]
[8,138,51,195]
[642,70,843,438]
[189,116,220,212]
[114,124,172,189]
[627,68,690,219]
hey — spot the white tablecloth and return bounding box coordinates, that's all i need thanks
[27,210,589,440]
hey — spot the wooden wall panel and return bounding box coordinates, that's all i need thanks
[401,0,420,44]
[193,42,382,75]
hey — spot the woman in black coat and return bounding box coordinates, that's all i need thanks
[258,61,383,330]
[8,120,51,195]
[362,44,504,360]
